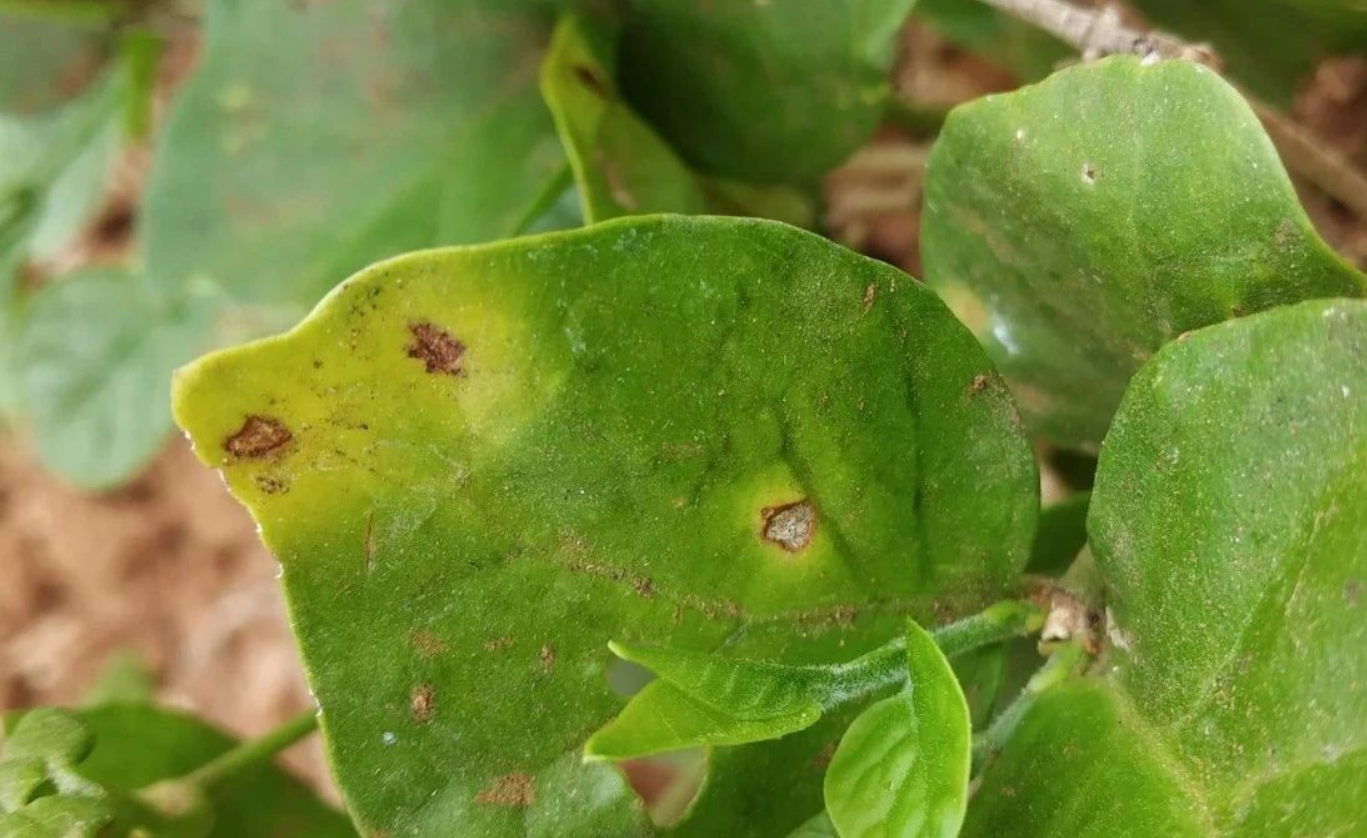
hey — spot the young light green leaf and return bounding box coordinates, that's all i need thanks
[172,216,1038,837]
[825,619,970,838]
[968,299,1367,836]
[0,710,114,836]
[922,56,1367,450]
[585,641,831,759]
[586,681,822,761]
[15,268,211,488]
[616,0,918,182]
[540,12,813,226]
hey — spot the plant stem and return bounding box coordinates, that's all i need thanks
[972,641,1087,771]
[181,710,319,791]
[823,599,1046,707]
[972,0,1367,221]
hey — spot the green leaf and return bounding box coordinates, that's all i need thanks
[142,0,567,312]
[922,56,1367,451]
[825,619,970,838]
[585,642,829,760]
[0,15,111,116]
[72,705,355,838]
[540,12,813,226]
[914,0,1070,81]
[616,0,918,183]
[966,299,1367,835]
[0,710,115,837]
[1126,0,1367,102]
[81,650,155,707]
[1026,492,1090,576]
[788,812,839,838]
[15,268,210,488]
[172,216,1038,837]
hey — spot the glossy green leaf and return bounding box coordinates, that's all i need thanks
[616,0,918,183]
[922,56,1367,450]
[825,619,970,838]
[15,268,210,488]
[966,299,1367,835]
[142,0,567,312]
[540,12,813,226]
[172,216,1038,837]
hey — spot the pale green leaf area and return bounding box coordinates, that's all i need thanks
[141,0,568,314]
[617,0,918,183]
[172,216,1037,837]
[825,620,970,838]
[922,56,1367,451]
[16,268,211,488]
[540,12,814,227]
[0,710,114,837]
[1128,0,1367,102]
[966,299,1367,835]
[0,16,110,116]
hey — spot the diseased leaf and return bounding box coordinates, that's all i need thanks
[15,268,210,488]
[617,0,918,182]
[540,12,813,226]
[172,216,1038,837]
[922,56,1367,450]
[966,299,1367,836]
[825,619,970,838]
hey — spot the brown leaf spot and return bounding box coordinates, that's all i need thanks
[632,576,656,598]
[484,636,513,652]
[1346,579,1363,607]
[539,645,556,672]
[761,500,817,552]
[861,283,876,312]
[968,374,990,395]
[474,773,535,808]
[409,628,448,658]
[574,64,609,97]
[224,415,292,459]
[406,321,467,376]
[252,473,290,494]
[410,684,436,724]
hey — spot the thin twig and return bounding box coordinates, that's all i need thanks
[975,0,1367,221]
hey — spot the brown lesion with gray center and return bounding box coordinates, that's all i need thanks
[223,415,292,459]
[406,321,467,376]
[761,499,817,552]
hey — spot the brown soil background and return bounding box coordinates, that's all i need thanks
[2,17,1365,801]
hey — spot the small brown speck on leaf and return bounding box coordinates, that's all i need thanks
[1346,579,1363,607]
[409,628,448,658]
[474,773,535,807]
[224,415,292,459]
[862,283,876,312]
[539,645,556,672]
[762,500,817,552]
[632,576,656,598]
[406,321,467,376]
[969,374,990,395]
[410,684,436,724]
[484,636,513,652]
[574,64,609,96]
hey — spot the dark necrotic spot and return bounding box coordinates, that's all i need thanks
[224,415,293,458]
[761,500,817,552]
[406,321,467,376]
[574,64,609,96]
